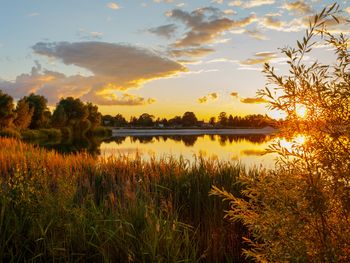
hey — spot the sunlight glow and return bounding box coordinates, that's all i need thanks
[295,104,307,119]
[278,135,306,152]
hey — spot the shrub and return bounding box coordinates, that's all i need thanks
[211,4,350,262]
[21,128,61,140]
[90,126,112,137]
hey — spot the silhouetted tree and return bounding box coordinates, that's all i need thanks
[182,111,198,127]
[114,114,127,127]
[209,116,216,126]
[168,116,182,127]
[228,115,234,127]
[218,112,228,126]
[137,113,154,127]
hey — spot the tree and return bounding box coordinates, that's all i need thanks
[211,4,350,262]
[228,115,234,127]
[209,116,216,126]
[0,90,15,129]
[182,111,198,127]
[137,113,154,127]
[86,103,101,130]
[13,98,34,130]
[51,104,67,128]
[218,112,228,126]
[52,97,89,137]
[114,114,127,127]
[23,93,51,129]
[168,116,182,127]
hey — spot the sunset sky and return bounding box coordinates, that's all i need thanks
[1,0,349,120]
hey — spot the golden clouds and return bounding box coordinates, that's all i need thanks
[282,1,312,15]
[106,2,120,10]
[0,42,187,106]
[198,92,219,103]
[240,97,267,104]
[240,52,276,65]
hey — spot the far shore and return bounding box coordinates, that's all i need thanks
[111,127,278,137]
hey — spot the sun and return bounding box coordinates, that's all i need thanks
[295,104,307,119]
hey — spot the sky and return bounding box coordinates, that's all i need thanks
[0,0,349,120]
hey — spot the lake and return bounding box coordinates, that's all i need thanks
[30,129,280,168]
[101,128,279,168]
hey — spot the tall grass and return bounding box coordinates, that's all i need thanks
[0,138,251,262]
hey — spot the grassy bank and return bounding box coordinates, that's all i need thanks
[0,138,250,262]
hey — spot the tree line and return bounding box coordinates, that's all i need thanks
[103,111,276,128]
[0,90,107,139]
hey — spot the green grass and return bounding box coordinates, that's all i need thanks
[0,138,250,262]
[21,128,62,140]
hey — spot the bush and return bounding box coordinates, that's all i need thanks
[212,5,350,262]
[89,126,112,137]
[21,128,61,140]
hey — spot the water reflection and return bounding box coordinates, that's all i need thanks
[102,134,277,168]
[27,134,278,168]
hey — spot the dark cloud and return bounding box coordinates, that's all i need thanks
[148,24,177,38]
[168,8,257,47]
[171,47,215,58]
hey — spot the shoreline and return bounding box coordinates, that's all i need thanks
[111,127,278,137]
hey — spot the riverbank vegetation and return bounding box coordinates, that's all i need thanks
[0,137,250,262]
[0,92,111,140]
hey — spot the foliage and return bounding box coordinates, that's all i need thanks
[13,98,34,130]
[0,138,248,262]
[86,102,102,129]
[90,126,112,137]
[211,4,350,262]
[182,111,198,127]
[52,97,100,138]
[21,128,62,140]
[23,93,51,129]
[0,90,15,129]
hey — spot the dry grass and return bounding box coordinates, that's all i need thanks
[0,137,250,262]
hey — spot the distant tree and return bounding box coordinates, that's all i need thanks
[160,118,168,127]
[168,116,182,127]
[218,112,228,126]
[13,98,34,130]
[0,90,15,129]
[137,113,154,127]
[23,93,51,129]
[129,116,138,127]
[209,116,216,126]
[228,115,234,127]
[114,114,127,127]
[182,111,198,127]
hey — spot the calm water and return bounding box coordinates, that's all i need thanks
[101,134,278,168]
[30,133,279,168]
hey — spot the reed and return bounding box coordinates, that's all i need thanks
[0,137,251,262]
